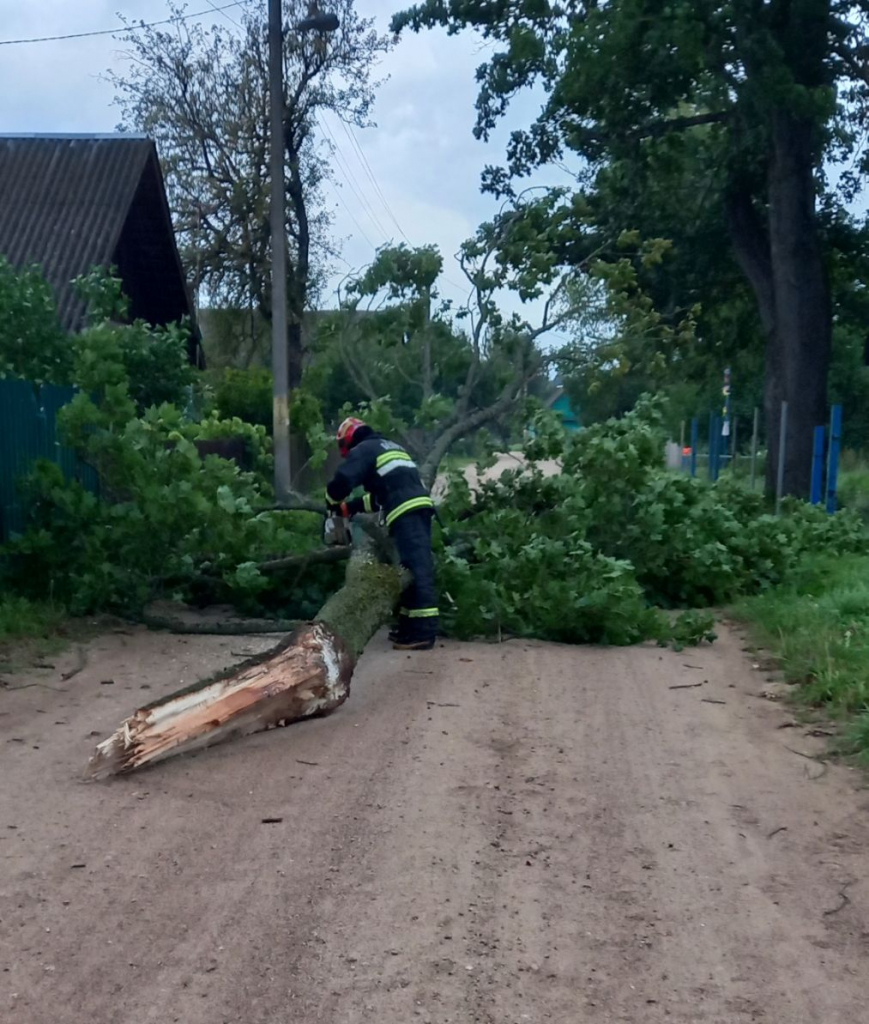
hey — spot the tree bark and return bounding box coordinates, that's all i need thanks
[726,116,831,499]
[87,537,402,778]
[765,110,831,498]
[725,184,775,338]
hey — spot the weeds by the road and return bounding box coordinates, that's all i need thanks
[839,467,869,524]
[735,554,869,758]
[0,595,69,670]
[0,596,65,641]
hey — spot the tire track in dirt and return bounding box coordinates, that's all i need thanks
[2,625,869,1023]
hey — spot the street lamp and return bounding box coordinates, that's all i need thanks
[269,1,339,502]
[296,11,340,31]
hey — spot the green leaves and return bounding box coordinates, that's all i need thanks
[436,394,867,646]
[350,244,443,300]
[0,257,70,386]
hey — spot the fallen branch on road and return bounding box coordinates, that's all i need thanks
[259,546,351,573]
[139,611,301,635]
[61,646,87,681]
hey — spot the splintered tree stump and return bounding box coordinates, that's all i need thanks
[87,538,403,778]
[88,623,352,778]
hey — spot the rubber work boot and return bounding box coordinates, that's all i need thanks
[392,636,436,652]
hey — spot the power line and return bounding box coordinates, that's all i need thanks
[319,115,392,240]
[326,181,377,249]
[203,0,246,32]
[0,2,249,46]
[315,144,377,249]
[335,122,471,295]
[321,116,469,294]
[317,114,393,242]
[339,120,411,244]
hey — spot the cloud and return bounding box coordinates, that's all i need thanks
[0,0,563,325]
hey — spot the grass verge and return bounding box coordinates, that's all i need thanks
[0,595,68,667]
[838,467,869,524]
[733,553,869,760]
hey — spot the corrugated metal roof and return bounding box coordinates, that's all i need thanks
[0,135,186,332]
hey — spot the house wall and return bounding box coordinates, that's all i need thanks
[552,394,580,431]
[0,380,98,543]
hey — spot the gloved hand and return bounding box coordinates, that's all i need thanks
[325,493,351,514]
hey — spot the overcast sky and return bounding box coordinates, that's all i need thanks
[1,0,565,325]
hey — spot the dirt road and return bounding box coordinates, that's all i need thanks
[2,625,868,1023]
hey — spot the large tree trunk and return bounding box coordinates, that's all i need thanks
[87,537,402,778]
[726,113,831,499]
[765,110,831,498]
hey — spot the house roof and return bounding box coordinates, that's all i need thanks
[0,134,195,337]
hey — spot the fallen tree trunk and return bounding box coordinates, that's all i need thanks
[87,538,402,778]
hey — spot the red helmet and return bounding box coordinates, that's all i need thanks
[336,417,366,457]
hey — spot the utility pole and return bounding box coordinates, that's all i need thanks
[269,0,291,502]
[269,2,339,502]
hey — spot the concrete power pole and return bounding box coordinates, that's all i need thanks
[268,3,339,502]
[268,0,291,502]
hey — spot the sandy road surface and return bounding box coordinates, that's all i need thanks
[2,625,869,1023]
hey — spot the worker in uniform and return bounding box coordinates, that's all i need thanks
[325,417,439,651]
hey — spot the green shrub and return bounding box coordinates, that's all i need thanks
[838,468,869,524]
[214,367,273,431]
[0,257,70,384]
[0,595,65,641]
[1,320,333,620]
[438,396,866,644]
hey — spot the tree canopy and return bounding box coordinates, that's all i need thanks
[393,0,869,494]
[112,0,391,385]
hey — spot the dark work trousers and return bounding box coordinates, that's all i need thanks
[390,509,439,640]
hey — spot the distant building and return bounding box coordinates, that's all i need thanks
[547,379,581,432]
[0,134,203,366]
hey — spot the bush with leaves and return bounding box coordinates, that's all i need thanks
[1,309,338,619]
[4,449,337,619]
[436,396,865,644]
[213,367,273,431]
[0,261,194,412]
[0,256,71,384]
[73,267,194,412]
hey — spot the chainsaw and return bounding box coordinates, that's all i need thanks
[323,505,352,547]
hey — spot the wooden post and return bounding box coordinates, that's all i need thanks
[750,407,759,491]
[775,401,788,515]
[690,418,698,478]
[810,426,825,505]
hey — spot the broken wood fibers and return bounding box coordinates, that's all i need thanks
[87,623,352,778]
[87,539,404,778]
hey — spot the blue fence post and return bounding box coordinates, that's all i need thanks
[810,426,825,505]
[708,412,715,481]
[711,416,723,482]
[826,404,843,514]
[690,418,698,478]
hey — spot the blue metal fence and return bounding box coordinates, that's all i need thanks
[0,379,98,543]
[681,402,844,514]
